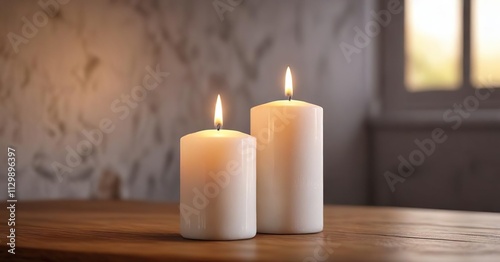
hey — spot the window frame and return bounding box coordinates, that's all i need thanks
[379,0,500,111]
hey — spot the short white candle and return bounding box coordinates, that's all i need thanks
[180,95,256,240]
[251,67,323,234]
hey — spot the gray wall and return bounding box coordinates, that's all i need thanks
[0,0,375,203]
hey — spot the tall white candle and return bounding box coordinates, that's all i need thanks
[251,67,323,234]
[180,95,256,240]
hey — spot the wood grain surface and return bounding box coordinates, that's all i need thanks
[1,201,500,261]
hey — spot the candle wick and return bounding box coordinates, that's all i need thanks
[288,95,292,101]
[216,124,221,131]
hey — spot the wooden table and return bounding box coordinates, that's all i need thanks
[1,201,500,261]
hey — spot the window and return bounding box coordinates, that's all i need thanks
[381,0,500,110]
[405,0,462,91]
[471,0,500,87]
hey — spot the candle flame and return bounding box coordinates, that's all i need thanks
[214,94,223,130]
[285,66,293,100]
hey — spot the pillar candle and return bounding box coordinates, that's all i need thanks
[180,95,256,240]
[251,67,323,234]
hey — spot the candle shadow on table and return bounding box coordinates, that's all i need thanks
[89,231,257,242]
[93,231,188,242]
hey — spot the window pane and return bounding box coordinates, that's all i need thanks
[405,0,462,92]
[472,0,500,88]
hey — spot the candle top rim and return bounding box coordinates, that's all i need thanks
[181,129,253,140]
[252,100,322,109]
